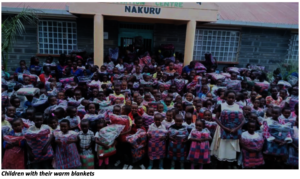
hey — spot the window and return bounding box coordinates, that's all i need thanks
[193,29,241,62]
[287,34,298,62]
[38,20,77,54]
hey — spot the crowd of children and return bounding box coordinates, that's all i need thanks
[1,52,299,169]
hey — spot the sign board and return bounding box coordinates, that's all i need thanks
[104,32,108,39]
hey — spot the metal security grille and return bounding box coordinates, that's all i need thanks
[38,20,77,54]
[193,29,240,62]
[287,34,298,62]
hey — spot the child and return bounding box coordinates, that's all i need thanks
[2,109,12,135]
[5,106,17,122]
[147,113,167,169]
[22,76,34,88]
[162,110,175,130]
[239,121,264,168]
[78,119,95,169]
[266,87,282,106]
[252,99,264,117]
[25,113,54,169]
[66,106,81,132]
[2,118,26,169]
[142,107,155,131]
[203,110,217,138]
[23,107,36,127]
[48,117,60,132]
[155,103,166,119]
[243,106,252,123]
[54,119,81,169]
[286,117,298,167]
[10,97,23,117]
[95,120,116,169]
[44,96,58,120]
[183,112,195,133]
[187,119,211,169]
[168,114,189,169]
[210,91,244,169]
[262,106,292,168]
[279,107,296,127]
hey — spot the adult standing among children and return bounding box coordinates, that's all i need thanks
[182,61,195,75]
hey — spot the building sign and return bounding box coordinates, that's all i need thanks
[125,6,161,15]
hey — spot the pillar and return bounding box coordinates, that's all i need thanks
[94,14,104,67]
[183,20,196,66]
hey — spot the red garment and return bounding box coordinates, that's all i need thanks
[128,112,141,123]
[39,74,52,84]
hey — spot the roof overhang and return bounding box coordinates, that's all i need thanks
[2,6,77,19]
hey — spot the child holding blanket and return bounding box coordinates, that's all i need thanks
[187,119,211,169]
[2,118,26,169]
[54,119,81,169]
[78,120,95,169]
[210,91,244,169]
[25,113,54,169]
[148,113,167,169]
[239,121,264,168]
[168,114,189,169]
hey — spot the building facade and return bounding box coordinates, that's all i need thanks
[2,2,298,72]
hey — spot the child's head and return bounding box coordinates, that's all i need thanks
[203,110,212,121]
[147,107,155,116]
[185,112,192,124]
[225,90,236,105]
[57,92,65,100]
[271,87,278,98]
[48,117,58,130]
[166,110,173,121]
[282,108,291,119]
[10,97,21,108]
[155,92,162,102]
[185,105,194,114]
[80,119,90,133]
[60,119,70,134]
[175,102,183,111]
[23,76,31,85]
[243,106,252,117]
[279,89,287,99]
[11,118,24,133]
[145,93,151,101]
[67,106,77,118]
[92,88,99,97]
[292,86,298,96]
[196,103,202,112]
[114,86,121,95]
[48,95,57,106]
[74,89,82,100]
[6,106,16,117]
[157,103,164,113]
[249,112,258,122]
[121,81,127,90]
[54,107,65,119]
[121,105,131,115]
[260,98,266,107]
[137,96,143,105]
[25,107,35,121]
[254,99,260,108]
[247,120,256,134]
[195,119,205,131]
[272,107,281,120]
[134,116,143,128]
[96,119,107,131]
[202,85,209,94]
[34,113,44,128]
[165,97,172,106]
[86,103,97,114]
[113,105,121,115]
[186,93,193,102]
[250,91,257,100]
[174,114,183,127]
[154,113,162,126]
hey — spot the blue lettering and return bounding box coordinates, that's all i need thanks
[132,6,137,13]
[149,7,155,14]
[125,6,131,13]
[155,8,161,14]
[144,7,149,14]
[138,7,143,13]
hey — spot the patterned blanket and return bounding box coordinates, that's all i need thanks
[142,113,154,131]
[220,110,244,139]
[148,129,168,160]
[168,127,189,161]
[126,129,147,163]
[2,135,26,169]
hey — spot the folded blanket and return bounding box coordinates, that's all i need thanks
[17,88,40,96]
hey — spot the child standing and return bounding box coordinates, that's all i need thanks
[2,118,26,169]
[54,119,81,169]
[78,119,95,169]
[239,121,264,168]
[168,114,189,169]
[25,113,54,169]
[279,107,296,127]
[162,110,175,130]
[187,119,211,169]
[148,113,167,169]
